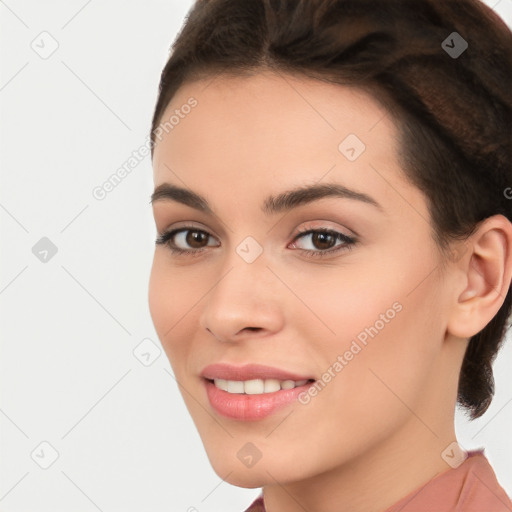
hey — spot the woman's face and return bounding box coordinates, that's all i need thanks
[149,71,461,487]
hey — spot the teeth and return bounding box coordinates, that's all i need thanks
[227,380,244,393]
[213,378,311,394]
[264,379,281,393]
[245,379,264,394]
[281,380,295,390]
[214,379,228,391]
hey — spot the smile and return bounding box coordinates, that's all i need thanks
[211,378,312,394]
[203,378,316,421]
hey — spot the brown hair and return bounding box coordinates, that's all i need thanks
[150,0,512,420]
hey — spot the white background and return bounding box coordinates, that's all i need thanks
[1,1,511,511]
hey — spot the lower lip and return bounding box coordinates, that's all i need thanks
[204,379,315,421]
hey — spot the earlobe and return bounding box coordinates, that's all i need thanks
[447,215,512,339]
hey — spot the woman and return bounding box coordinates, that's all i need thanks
[148,0,512,510]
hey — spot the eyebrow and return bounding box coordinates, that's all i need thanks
[150,181,382,215]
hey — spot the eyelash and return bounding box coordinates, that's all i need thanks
[155,224,357,259]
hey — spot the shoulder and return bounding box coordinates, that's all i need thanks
[457,450,512,511]
[386,449,512,512]
[243,493,265,512]
[241,451,512,512]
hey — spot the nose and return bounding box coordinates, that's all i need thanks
[199,256,284,343]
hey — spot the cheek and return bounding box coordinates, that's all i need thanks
[321,271,445,431]
[148,255,195,361]
[279,258,403,348]
[148,256,170,335]
[148,254,198,329]
[288,246,444,415]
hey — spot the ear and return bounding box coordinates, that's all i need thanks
[447,214,512,339]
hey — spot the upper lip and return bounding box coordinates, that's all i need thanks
[200,363,315,382]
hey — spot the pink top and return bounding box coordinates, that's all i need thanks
[243,450,512,512]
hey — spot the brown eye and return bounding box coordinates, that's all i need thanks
[155,226,219,255]
[184,230,209,249]
[310,231,337,250]
[156,225,356,259]
[290,228,356,259]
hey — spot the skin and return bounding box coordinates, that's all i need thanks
[149,70,512,512]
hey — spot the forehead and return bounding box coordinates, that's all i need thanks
[151,72,416,218]
[153,71,397,168]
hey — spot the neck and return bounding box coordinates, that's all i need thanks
[262,416,458,512]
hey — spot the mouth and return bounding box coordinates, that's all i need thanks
[200,363,317,420]
[200,362,315,382]
[205,377,315,394]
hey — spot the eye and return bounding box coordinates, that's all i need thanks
[289,227,356,259]
[155,225,357,259]
[155,225,218,256]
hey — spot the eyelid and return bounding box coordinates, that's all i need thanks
[289,226,356,252]
[292,221,356,239]
[153,206,229,239]
[157,220,354,244]
[157,220,217,238]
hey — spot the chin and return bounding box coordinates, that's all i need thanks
[209,452,312,488]
[225,475,267,489]
[211,462,270,488]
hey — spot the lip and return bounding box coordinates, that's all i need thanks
[200,363,316,421]
[200,363,315,381]
[203,379,315,421]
